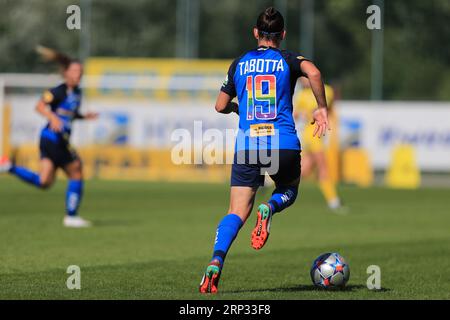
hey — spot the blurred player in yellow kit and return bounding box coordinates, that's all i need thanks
[294,78,345,211]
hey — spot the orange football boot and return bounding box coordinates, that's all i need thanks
[0,156,12,173]
[199,259,221,294]
[251,203,272,250]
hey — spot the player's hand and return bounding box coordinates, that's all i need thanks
[232,104,239,115]
[49,114,63,132]
[84,112,99,120]
[311,107,330,138]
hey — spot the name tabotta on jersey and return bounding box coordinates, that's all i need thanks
[238,58,284,75]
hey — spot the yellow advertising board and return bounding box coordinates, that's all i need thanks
[85,58,231,100]
[385,144,421,189]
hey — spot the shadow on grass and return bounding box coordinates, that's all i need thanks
[223,284,389,294]
[90,219,141,227]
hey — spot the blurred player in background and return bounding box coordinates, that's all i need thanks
[0,47,97,227]
[199,7,329,293]
[294,78,344,211]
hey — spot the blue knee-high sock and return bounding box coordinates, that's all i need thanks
[268,186,298,214]
[9,166,41,188]
[66,180,83,217]
[212,214,243,267]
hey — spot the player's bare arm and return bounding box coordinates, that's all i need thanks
[216,91,239,114]
[77,111,99,120]
[36,99,63,132]
[215,91,239,114]
[300,61,330,138]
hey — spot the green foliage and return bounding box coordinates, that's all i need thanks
[0,0,449,100]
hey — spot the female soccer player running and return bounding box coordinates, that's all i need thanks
[0,47,97,228]
[294,79,345,212]
[199,7,330,293]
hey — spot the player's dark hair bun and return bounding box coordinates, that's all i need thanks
[257,7,284,34]
[35,45,79,71]
[264,7,277,19]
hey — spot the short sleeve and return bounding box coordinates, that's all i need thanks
[282,51,310,79]
[42,85,65,108]
[220,59,239,98]
[42,90,54,104]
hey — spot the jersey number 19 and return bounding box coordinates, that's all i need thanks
[246,75,277,121]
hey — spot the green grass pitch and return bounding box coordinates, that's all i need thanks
[0,176,449,299]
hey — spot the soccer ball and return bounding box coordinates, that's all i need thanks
[310,252,350,288]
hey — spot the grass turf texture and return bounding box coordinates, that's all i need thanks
[0,176,449,299]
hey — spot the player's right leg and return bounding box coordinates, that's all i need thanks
[252,179,300,250]
[252,150,301,250]
[0,156,12,173]
[313,151,343,211]
[4,136,59,189]
[300,152,314,178]
[3,156,55,189]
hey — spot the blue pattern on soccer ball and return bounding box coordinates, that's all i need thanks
[310,252,350,288]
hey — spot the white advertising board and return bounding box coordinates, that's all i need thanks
[338,101,450,171]
[5,95,450,171]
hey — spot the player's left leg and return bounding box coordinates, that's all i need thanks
[62,158,91,228]
[200,186,257,294]
[215,186,257,261]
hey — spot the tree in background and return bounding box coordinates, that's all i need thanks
[0,0,449,100]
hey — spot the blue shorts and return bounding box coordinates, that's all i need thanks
[39,137,79,168]
[231,149,301,187]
